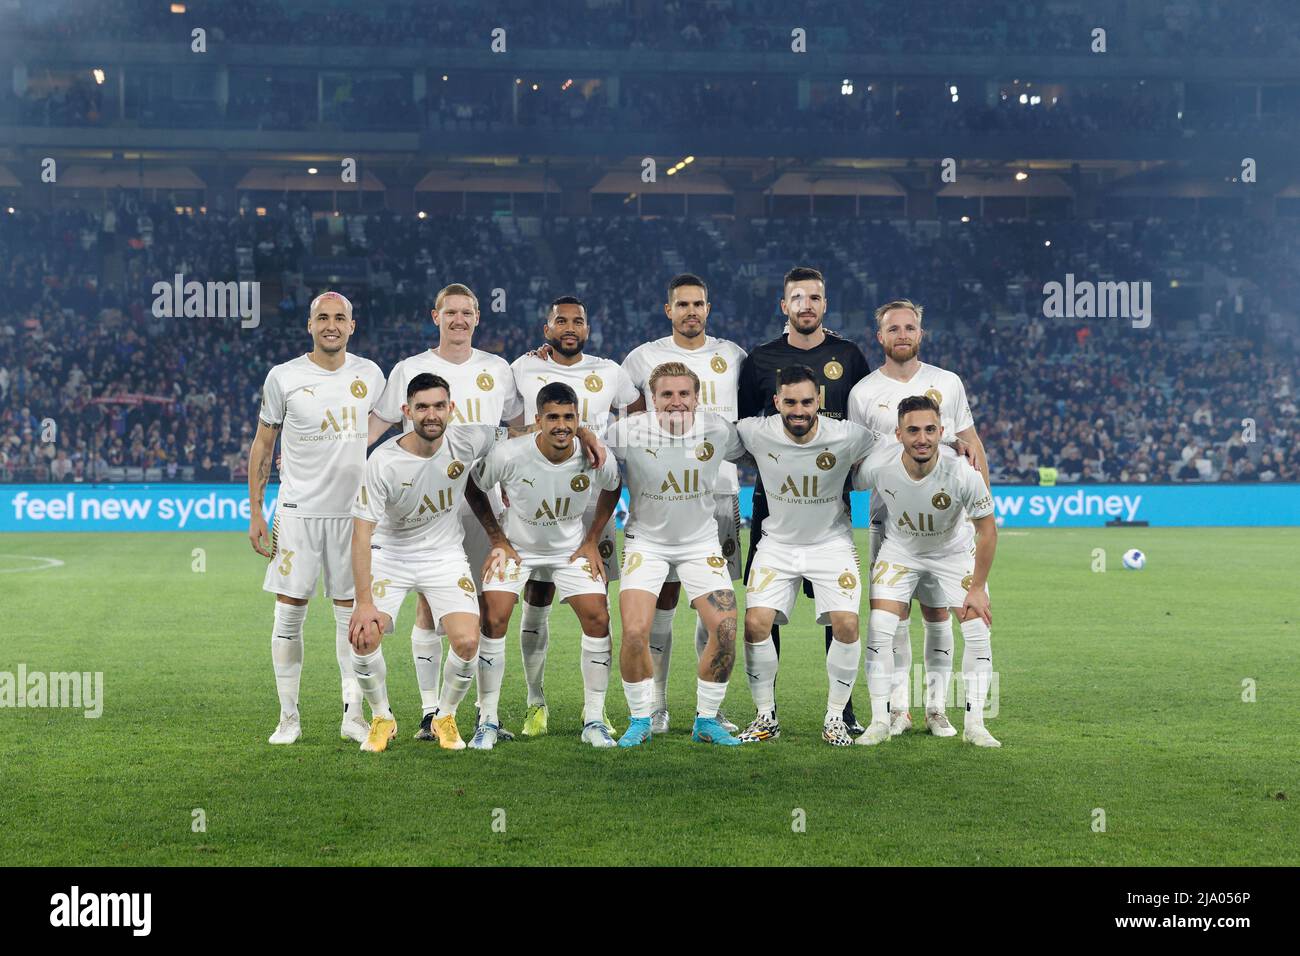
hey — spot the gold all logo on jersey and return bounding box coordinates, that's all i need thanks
[961,574,974,591]
[458,576,476,593]
[706,555,727,569]
[476,372,494,391]
[815,451,836,471]
[320,407,358,432]
[350,379,368,399]
[447,460,465,479]
[932,492,952,510]
[710,355,728,374]
[925,388,943,406]
[695,441,715,462]
[420,489,456,515]
[824,360,844,381]
[584,373,603,393]
[571,474,591,492]
[838,572,857,590]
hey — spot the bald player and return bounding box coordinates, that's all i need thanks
[249,291,387,745]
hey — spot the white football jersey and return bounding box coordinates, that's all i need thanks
[847,362,974,445]
[622,334,747,494]
[472,435,621,559]
[852,445,993,556]
[352,426,496,557]
[738,414,881,547]
[511,353,639,438]
[259,353,388,517]
[374,348,524,431]
[606,410,744,551]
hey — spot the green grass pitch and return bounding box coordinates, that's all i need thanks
[0,527,1295,866]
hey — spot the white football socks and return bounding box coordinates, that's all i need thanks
[825,638,861,724]
[476,634,506,726]
[271,602,307,720]
[890,617,912,713]
[696,678,727,719]
[519,601,552,707]
[435,647,476,718]
[649,607,675,712]
[580,634,612,724]
[960,618,993,730]
[744,636,779,716]
[351,648,393,720]
[332,604,362,715]
[622,677,655,719]
[923,618,955,711]
[865,609,899,727]
[411,626,443,717]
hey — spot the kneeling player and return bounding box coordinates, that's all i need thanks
[735,366,881,745]
[347,373,498,752]
[468,382,623,749]
[606,362,747,746]
[852,395,1000,747]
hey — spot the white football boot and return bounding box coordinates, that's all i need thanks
[889,710,912,737]
[853,720,891,746]
[268,714,301,745]
[962,724,1002,748]
[923,709,957,738]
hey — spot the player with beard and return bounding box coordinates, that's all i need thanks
[249,292,387,745]
[506,297,639,737]
[347,373,501,752]
[736,367,882,745]
[847,299,989,737]
[735,267,871,739]
[622,275,747,736]
[851,396,999,747]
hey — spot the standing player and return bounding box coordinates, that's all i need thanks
[736,267,871,734]
[736,367,881,745]
[851,396,1000,747]
[622,274,747,734]
[346,373,499,752]
[248,291,387,745]
[605,362,747,747]
[506,296,639,737]
[847,299,989,737]
[468,382,624,749]
[366,284,524,741]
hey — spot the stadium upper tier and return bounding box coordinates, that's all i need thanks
[0,205,1293,487]
[7,0,1300,58]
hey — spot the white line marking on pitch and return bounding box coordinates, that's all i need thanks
[0,555,66,574]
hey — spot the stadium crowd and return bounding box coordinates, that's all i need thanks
[0,202,1295,486]
[13,0,1300,58]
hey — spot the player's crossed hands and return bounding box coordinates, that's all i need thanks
[348,602,385,653]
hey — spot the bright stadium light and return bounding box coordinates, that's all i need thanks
[307,167,318,175]
[951,94,959,103]
[442,74,449,81]
[1030,95,1042,105]
[417,211,427,219]
[1015,171,1029,181]
[961,215,971,222]
[949,85,958,95]
[1019,93,1028,105]
[7,207,15,214]
[1045,240,1051,246]
[684,156,695,164]
[92,69,106,85]
[531,83,539,91]
[841,79,853,96]
[170,3,186,13]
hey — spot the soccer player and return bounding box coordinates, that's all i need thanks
[736,366,881,745]
[736,266,871,733]
[622,274,747,734]
[248,291,387,745]
[346,373,499,752]
[851,396,1000,747]
[366,283,524,741]
[468,382,624,749]
[605,361,747,746]
[847,299,990,736]
[506,296,638,737]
